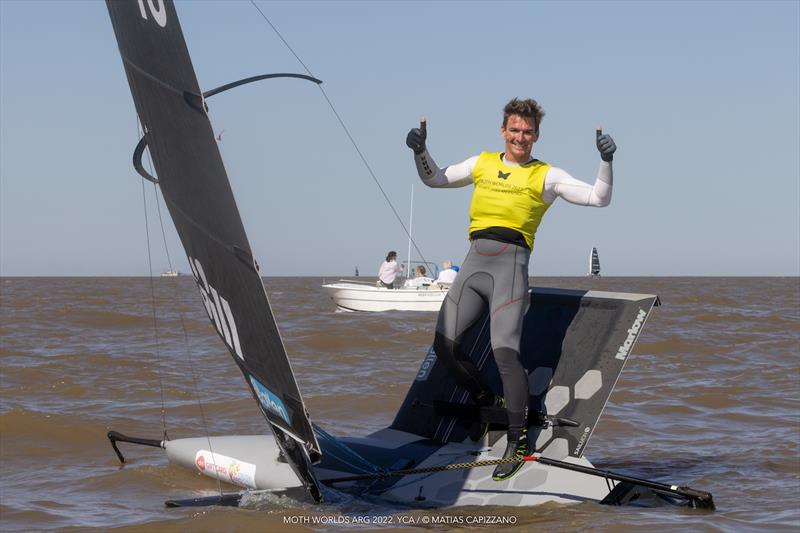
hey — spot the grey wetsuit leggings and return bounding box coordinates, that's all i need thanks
[433,238,530,433]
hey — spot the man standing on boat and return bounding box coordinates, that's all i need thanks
[406,98,616,481]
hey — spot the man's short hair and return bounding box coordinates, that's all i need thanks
[503,98,545,132]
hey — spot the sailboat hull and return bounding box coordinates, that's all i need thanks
[165,436,302,490]
[145,286,711,508]
[165,286,662,506]
[164,432,616,506]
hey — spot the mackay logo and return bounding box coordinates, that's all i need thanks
[497,170,511,180]
[189,256,244,361]
[615,308,647,361]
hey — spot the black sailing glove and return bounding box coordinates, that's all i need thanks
[406,119,427,154]
[596,129,616,162]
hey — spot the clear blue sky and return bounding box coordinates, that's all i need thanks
[1,0,798,276]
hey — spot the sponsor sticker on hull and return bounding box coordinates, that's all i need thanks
[194,450,256,489]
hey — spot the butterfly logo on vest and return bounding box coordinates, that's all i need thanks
[497,170,511,180]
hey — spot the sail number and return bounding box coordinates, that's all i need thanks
[137,0,167,27]
[189,256,244,361]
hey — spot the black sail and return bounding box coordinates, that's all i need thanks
[591,247,601,276]
[106,0,322,500]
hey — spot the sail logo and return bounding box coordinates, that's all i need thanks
[137,0,167,27]
[188,256,244,361]
[249,376,291,425]
[573,426,592,456]
[416,346,438,381]
[615,309,647,361]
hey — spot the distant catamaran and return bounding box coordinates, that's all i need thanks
[588,247,601,277]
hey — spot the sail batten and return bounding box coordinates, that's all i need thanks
[106,0,322,501]
[121,54,194,98]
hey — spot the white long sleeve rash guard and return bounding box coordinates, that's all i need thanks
[414,150,613,207]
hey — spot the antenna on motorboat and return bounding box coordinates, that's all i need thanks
[405,184,414,278]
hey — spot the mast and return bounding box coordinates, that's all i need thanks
[406,184,413,277]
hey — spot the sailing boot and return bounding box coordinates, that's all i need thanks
[469,394,505,442]
[492,429,529,481]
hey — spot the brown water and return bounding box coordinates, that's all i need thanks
[1,277,798,532]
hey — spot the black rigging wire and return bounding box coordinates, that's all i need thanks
[247,0,430,269]
[138,126,168,440]
[153,191,174,275]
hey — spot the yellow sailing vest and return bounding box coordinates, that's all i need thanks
[468,152,551,249]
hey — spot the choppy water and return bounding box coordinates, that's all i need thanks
[1,276,798,532]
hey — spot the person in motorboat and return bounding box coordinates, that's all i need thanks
[434,259,458,285]
[404,265,435,289]
[406,97,616,481]
[377,250,403,289]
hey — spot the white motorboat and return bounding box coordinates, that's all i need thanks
[322,279,447,312]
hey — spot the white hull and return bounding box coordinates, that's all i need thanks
[322,281,447,312]
[165,431,617,507]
